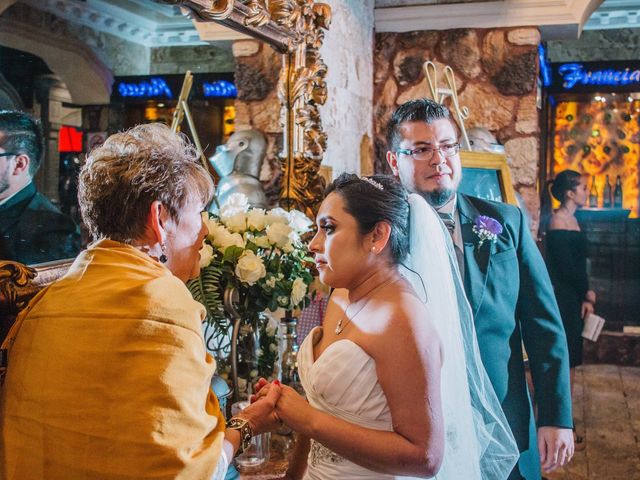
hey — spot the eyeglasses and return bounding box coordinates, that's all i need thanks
[0,152,17,158]
[396,143,460,161]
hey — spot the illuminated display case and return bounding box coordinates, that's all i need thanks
[544,60,640,218]
[541,58,640,330]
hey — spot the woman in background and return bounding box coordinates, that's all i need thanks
[0,124,280,480]
[543,169,596,446]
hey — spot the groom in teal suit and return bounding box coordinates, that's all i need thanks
[386,98,573,479]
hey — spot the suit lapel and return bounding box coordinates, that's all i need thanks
[457,194,494,318]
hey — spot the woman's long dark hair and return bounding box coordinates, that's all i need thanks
[538,169,582,239]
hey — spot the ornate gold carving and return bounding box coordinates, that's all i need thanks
[0,261,37,316]
[162,0,331,217]
[164,0,234,21]
[244,0,271,27]
[0,260,71,344]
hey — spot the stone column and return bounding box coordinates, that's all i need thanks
[34,76,82,204]
[319,0,375,177]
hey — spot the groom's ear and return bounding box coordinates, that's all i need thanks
[386,151,399,177]
[370,221,392,253]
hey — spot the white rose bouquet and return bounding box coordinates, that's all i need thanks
[188,193,315,381]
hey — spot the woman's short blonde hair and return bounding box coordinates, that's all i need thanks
[79,123,214,243]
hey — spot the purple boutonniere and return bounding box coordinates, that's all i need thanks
[472,215,503,249]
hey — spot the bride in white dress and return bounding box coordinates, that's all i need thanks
[256,174,518,479]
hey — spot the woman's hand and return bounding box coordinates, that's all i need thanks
[581,300,594,319]
[237,381,282,435]
[251,377,275,404]
[275,385,312,433]
[585,290,597,305]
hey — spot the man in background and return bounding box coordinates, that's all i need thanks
[0,110,80,264]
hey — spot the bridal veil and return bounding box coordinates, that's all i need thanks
[400,193,519,480]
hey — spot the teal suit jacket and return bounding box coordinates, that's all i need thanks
[457,194,572,479]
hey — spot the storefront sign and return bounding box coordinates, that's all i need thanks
[549,61,640,93]
[118,78,173,98]
[203,80,237,98]
[559,64,640,89]
[112,73,236,102]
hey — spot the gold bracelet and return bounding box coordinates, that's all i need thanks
[226,416,253,455]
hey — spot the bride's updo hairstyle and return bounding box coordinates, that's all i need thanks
[325,173,410,265]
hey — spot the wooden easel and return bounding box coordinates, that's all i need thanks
[170,70,209,170]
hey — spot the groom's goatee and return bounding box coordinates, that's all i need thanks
[422,189,454,208]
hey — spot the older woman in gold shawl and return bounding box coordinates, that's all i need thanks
[0,124,281,479]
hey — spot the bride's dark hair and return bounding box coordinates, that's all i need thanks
[325,173,410,265]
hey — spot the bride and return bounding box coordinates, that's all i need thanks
[256,173,518,479]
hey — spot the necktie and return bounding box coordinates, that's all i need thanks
[438,211,465,278]
[438,211,455,234]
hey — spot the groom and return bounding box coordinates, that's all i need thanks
[386,98,573,480]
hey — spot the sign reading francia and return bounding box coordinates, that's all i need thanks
[559,63,640,89]
[117,78,174,98]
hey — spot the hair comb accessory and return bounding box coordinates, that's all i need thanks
[361,176,384,191]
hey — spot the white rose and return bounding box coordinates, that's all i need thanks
[235,250,267,285]
[266,207,289,225]
[288,209,313,234]
[256,348,264,357]
[278,295,289,307]
[247,209,267,231]
[208,222,229,244]
[269,343,278,353]
[203,215,222,238]
[265,323,277,337]
[249,369,259,379]
[214,230,245,252]
[290,277,307,307]
[267,222,294,249]
[265,276,276,289]
[237,377,248,393]
[282,242,294,253]
[220,193,249,218]
[252,234,272,249]
[199,241,214,269]
[223,212,248,233]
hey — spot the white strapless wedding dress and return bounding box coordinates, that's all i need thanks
[298,327,409,480]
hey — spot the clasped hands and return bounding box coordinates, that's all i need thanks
[250,377,311,434]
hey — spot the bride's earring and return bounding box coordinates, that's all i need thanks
[371,246,378,254]
[159,243,168,263]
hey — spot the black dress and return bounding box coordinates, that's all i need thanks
[545,230,589,367]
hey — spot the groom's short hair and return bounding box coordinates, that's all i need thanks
[386,98,456,152]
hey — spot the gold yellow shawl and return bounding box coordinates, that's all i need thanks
[0,239,225,479]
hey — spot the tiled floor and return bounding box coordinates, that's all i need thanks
[547,365,640,480]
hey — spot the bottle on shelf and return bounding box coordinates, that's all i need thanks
[603,175,612,208]
[613,175,623,208]
[589,175,598,208]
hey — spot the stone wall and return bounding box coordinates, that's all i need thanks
[374,27,543,227]
[232,40,283,206]
[150,43,234,75]
[547,28,640,62]
[318,0,375,177]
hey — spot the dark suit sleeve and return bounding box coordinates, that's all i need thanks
[515,209,573,429]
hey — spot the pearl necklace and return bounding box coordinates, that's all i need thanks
[334,276,401,335]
